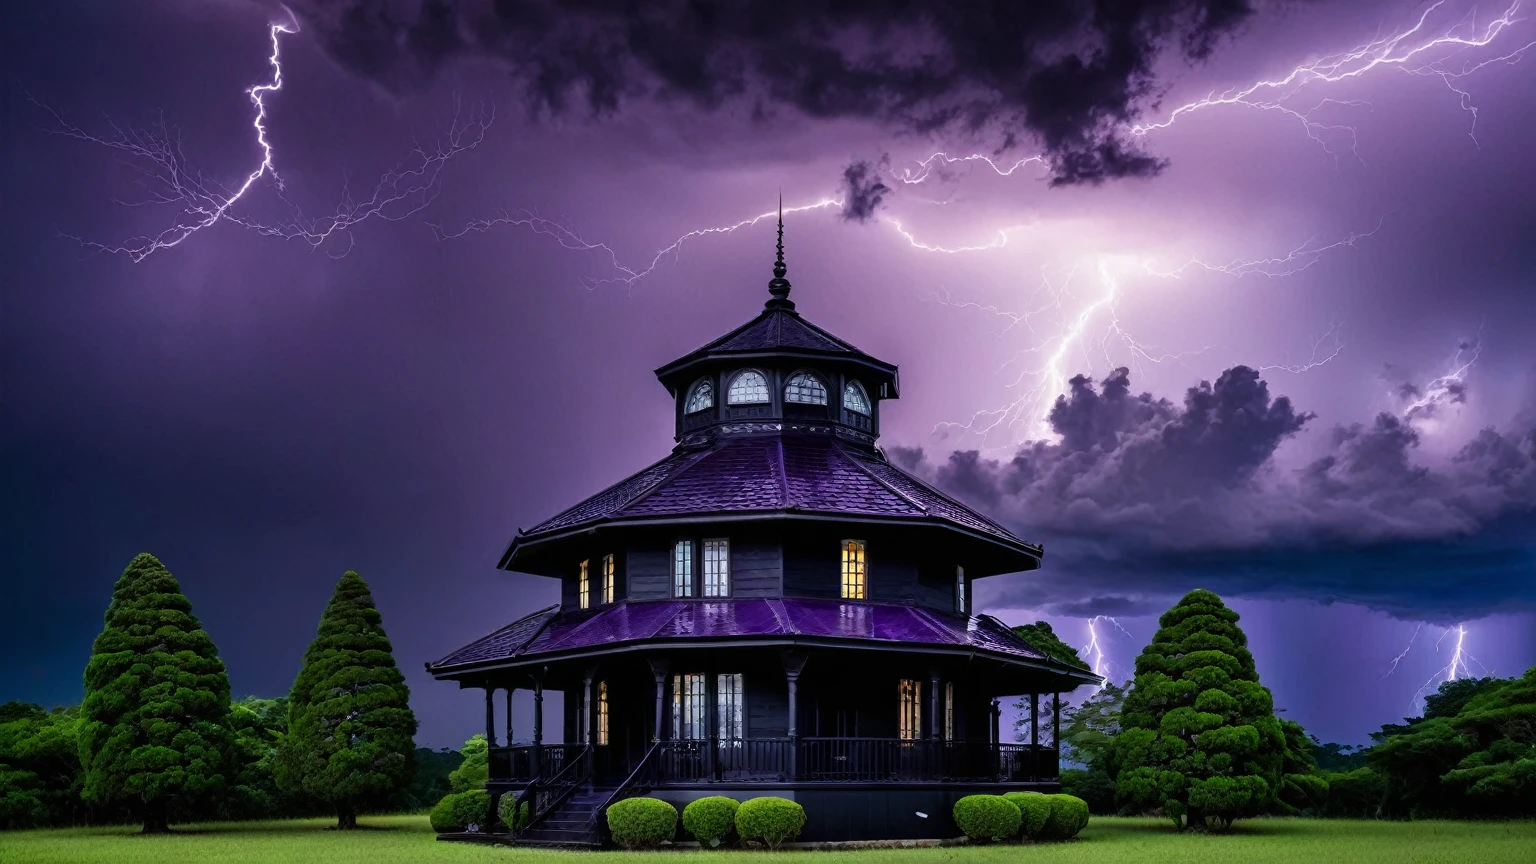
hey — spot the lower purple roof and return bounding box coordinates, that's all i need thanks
[428,598,1086,675]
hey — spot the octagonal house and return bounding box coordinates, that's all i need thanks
[427,213,1097,845]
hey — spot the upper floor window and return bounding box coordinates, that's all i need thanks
[673,540,695,598]
[843,381,871,415]
[841,540,866,600]
[703,539,730,597]
[955,565,966,614]
[784,372,827,405]
[685,380,714,414]
[899,679,922,741]
[727,370,769,405]
[944,682,954,740]
[578,559,590,610]
[602,554,616,604]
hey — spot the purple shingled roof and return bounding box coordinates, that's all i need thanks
[428,598,1078,674]
[663,308,875,365]
[514,434,1036,553]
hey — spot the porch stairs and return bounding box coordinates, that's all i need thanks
[514,784,615,847]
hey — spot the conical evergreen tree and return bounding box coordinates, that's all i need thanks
[1114,589,1284,830]
[78,553,234,833]
[277,571,416,829]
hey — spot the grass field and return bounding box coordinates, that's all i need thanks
[4,815,1533,864]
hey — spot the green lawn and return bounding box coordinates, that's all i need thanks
[4,815,1533,864]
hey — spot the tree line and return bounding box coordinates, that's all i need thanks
[0,554,452,832]
[1014,590,1536,827]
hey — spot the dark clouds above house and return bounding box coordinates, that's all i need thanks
[891,366,1536,623]
[283,0,1259,185]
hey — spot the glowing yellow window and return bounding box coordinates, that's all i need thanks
[899,678,922,740]
[597,681,609,745]
[578,559,590,610]
[840,540,866,599]
[603,554,615,604]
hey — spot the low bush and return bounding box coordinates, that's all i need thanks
[607,796,678,849]
[428,790,491,833]
[683,796,740,847]
[497,794,530,831]
[1002,791,1052,839]
[735,796,806,849]
[952,794,1021,842]
[1039,793,1090,840]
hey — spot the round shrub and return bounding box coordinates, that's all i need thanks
[952,794,1021,842]
[735,796,806,849]
[1039,794,1090,841]
[497,794,530,831]
[429,790,491,833]
[683,796,740,847]
[607,796,678,849]
[1002,791,1052,839]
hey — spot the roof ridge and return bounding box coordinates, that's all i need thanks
[766,597,798,635]
[863,452,1031,544]
[908,605,965,645]
[428,604,558,669]
[836,441,928,515]
[614,446,717,515]
[510,605,563,659]
[789,311,864,353]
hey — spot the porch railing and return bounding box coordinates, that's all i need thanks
[488,743,581,784]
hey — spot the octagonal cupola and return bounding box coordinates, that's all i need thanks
[654,202,899,449]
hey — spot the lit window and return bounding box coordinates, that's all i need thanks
[685,380,714,413]
[672,673,706,740]
[843,381,871,415]
[603,554,615,604]
[727,370,769,404]
[673,540,694,597]
[703,539,730,597]
[578,560,590,610]
[899,679,922,740]
[717,673,744,742]
[955,566,966,614]
[784,372,827,405]
[597,681,610,745]
[840,540,866,600]
[945,682,954,740]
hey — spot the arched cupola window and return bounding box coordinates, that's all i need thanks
[843,381,871,415]
[685,379,714,414]
[784,372,828,405]
[727,370,770,405]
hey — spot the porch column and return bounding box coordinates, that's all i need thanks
[928,673,941,741]
[989,698,1000,745]
[649,659,670,743]
[484,686,498,748]
[505,688,515,746]
[531,668,545,777]
[783,652,808,781]
[1030,692,1039,781]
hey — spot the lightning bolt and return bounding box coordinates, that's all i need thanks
[1410,624,1491,708]
[1081,615,1134,689]
[35,16,492,261]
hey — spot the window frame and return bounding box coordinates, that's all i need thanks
[717,673,745,743]
[840,539,867,600]
[602,554,615,604]
[578,559,590,610]
[726,369,770,405]
[672,673,708,741]
[684,378,715,414]
[672,539,696,598]
[898,678,922,741]
[597,680,610,746]
[783,370,829,406]
[944,681,954,740]
[843,380,871,415]
[702,538,731,597]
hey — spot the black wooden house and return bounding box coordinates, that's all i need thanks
[427,215,1097,844]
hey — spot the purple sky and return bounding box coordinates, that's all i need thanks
[4,0,1534,748]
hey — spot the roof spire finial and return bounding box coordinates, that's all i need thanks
[767,191,794,310]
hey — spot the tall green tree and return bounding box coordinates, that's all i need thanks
[77,553,235,833]
[0,703,83,828]
[277,571,416,829]
[448,734,489,793]
[1114,589,1285,830]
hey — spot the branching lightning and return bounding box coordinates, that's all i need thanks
[1408,624,1491,709]
[1082,616,1135,690]
[36,16,492,261]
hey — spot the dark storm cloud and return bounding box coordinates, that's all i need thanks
[284,0,1259,185]
[840,158,891,223]
[892,366,1536,623]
